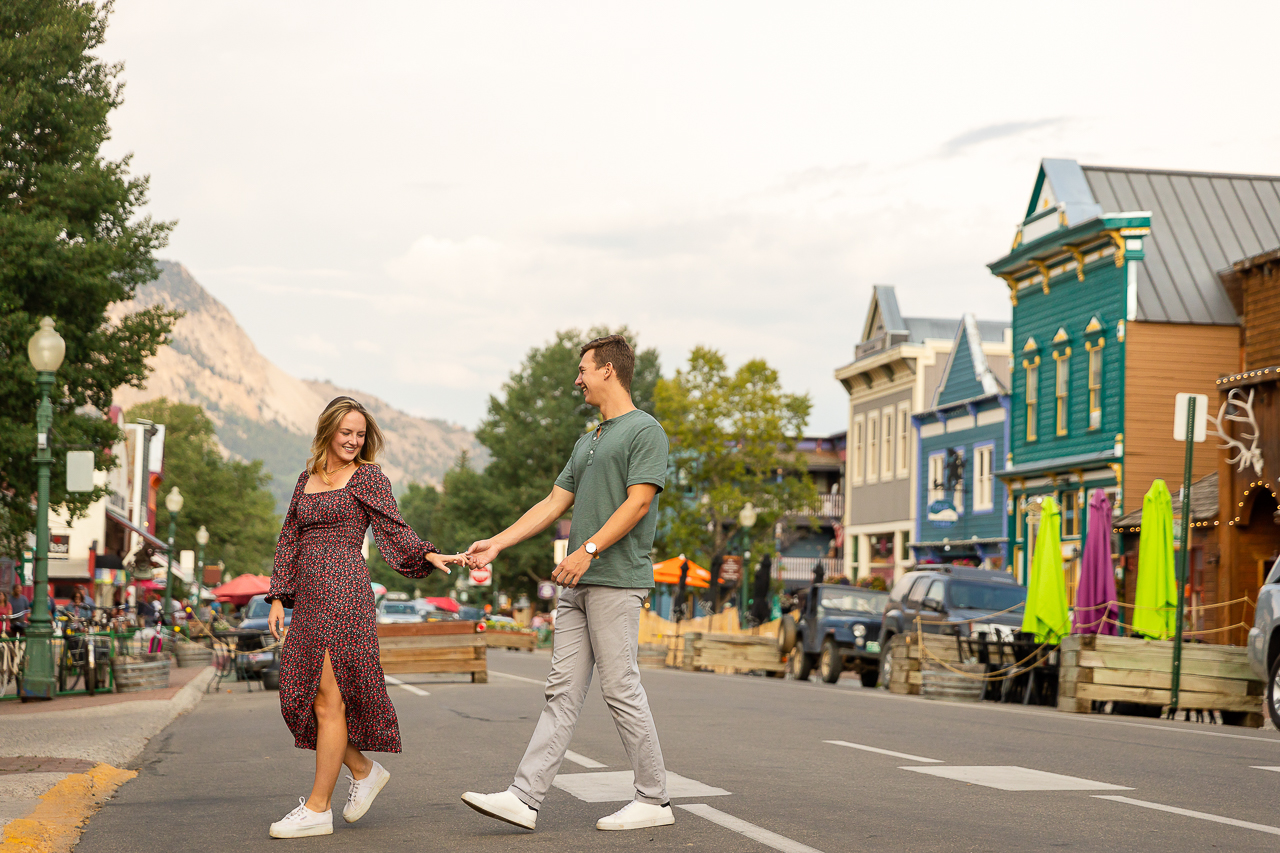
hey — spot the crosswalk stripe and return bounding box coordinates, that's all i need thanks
[384,675,429,696]
[680,804,825,853]
[564,750,606,769]
[1094,795,1280,836]
[824,740,941,763]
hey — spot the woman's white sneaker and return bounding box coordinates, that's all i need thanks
[460,790,538,830]
[343,761,390,823]
[596,800,675,831]
[269,798,333,838]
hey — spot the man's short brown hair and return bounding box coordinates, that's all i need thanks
[580,334,635,392]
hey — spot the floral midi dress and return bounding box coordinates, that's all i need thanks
[268,464,438,752]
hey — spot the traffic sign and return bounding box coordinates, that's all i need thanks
[470,564,492,586]
[719,556,743,584]
[537,581,556,600]
[1173,393,1208,442]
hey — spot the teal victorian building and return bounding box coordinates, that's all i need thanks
[911,314,1011,570]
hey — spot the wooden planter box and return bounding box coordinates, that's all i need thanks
[483,631,537,652]
[111,653,171,693]
[682,632,786,674]
[377,622,487,683]
[1057,634,1263,726]
[887,633,972,696]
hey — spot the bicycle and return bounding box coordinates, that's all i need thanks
[57,612,111,695]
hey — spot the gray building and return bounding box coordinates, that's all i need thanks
[834,286,1009,582]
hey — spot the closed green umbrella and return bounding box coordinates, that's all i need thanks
[1132,479,1176,640]
[1021,496,1070,643]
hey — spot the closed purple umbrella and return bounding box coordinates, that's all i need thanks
[1073,489,1118,635]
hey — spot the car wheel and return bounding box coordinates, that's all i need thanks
[778,615,798,655]
[262,667,281,691]
[860,668,879,688]
[878,637,895,690]
[789,645,814,681]
[819,639,841,684]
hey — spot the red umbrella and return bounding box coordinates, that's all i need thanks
[131,579,165,591]
[424,596,459,613]
[212,573,271,605]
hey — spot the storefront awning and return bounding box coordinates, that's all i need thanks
[998,449,1119,483]
[106,508,169,551]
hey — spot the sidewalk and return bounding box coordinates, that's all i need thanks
[0,662,218,853]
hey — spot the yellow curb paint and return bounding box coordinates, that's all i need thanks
[0,763,137,853]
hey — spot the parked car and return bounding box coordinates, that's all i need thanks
[377,600,424,624]
[1247,557,1280,728]
[412,599,457,622]
[457,605,485,622]
[781,584,888,686]
[234,594,291,674]
[877,566,1027,688]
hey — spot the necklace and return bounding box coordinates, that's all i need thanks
[325,459,354,477]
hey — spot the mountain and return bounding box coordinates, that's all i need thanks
[109,261,481,510]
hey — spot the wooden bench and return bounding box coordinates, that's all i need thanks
[377,621,487,683]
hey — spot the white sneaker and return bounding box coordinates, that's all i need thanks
[343,761,390,823]
[269,798,333,838]
[596,800,675,831]
[460,790,537,830]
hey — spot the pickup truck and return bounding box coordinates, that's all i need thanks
[780,584,889,686]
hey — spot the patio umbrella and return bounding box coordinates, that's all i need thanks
[211,573,271,606]
[1132,479,1176,640]
[1021,496,1070,643]
[1073,490,1118,635]
[653,557,711,589]
[424,596,459,613]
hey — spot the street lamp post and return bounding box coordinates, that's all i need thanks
[23,317,66,700]
[738,502,757,629]
[194,525,209,608]
[162,487,183,629]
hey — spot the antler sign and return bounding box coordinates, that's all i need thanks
[1208,388,1264,477]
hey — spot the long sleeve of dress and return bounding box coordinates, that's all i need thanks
[268,472,308,608]
[354,465,440,579]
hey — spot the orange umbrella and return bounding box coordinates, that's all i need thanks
[211,573,271,605]
[652,557,711,589]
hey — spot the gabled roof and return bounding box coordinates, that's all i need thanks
[932,313,1009,407]
[1028,158,1104,227]
[859,285,1005,349]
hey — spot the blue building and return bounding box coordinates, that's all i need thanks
[911,314,1011,570]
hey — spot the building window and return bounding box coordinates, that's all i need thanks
[897,401,911,479]
[1023,356,1040,441]
[1086,340,1104,430]
[928,452,945,505]
[852,416,865,485]
[1054,348,1071,436]
[1061,489,1081,537]
[974,444,994,512]
[867,414,879,484]
[881,407,895,480]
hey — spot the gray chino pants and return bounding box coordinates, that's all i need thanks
[509,585,668,809]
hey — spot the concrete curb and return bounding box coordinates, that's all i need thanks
[0,765,136,853]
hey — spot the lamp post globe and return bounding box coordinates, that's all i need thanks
[22,317,67,699]
[194,525,209,607]
[162,488,183,628]
[737,503,758,628]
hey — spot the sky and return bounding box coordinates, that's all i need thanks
[99,1,1280,435]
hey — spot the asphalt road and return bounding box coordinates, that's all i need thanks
[77,649,1280,852]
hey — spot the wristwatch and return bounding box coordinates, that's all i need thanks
[584,541,600,559]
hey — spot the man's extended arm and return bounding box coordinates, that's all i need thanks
[551,483,658,588]
[466,486,575,567]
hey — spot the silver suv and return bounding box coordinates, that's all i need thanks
[1246,557,1280,728]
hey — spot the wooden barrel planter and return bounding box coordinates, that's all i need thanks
[920,661,986,702]
[174,642,214,669]
[112,653,171,693]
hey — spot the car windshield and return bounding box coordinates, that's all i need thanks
[948,581,1026,612]
[381,602,417,615]
[819,591,888,615]
[245,598,291,619]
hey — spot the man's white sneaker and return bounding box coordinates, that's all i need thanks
[460,790,538,830]
[596,800,675,831]
[343,761,390,823]
[269,798,333,838]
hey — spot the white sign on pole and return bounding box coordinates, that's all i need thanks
[66,450,95,492]
[553,538,569,565]
[1173,393,1208,443]
[180,550,196,571]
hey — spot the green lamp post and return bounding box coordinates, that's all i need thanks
[23,317,66,701]
[162,487,183,629]
[193,525,209,607]
[737,502,757,629]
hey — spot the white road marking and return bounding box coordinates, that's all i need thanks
[680,804,826,853]
[553,771,730,803]
[1252,766,1280,773]
[489,670,546,686]
[384,675,429,696]
[902,766,1131,792]
[563,750,607,769]
[1094,795,1280,836]
[824,739,941,763]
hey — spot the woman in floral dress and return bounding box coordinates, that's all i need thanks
[265,397,464,838]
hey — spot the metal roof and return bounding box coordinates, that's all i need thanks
[1081,165,1280,325]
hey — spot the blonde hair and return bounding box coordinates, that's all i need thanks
[308,397,384,483]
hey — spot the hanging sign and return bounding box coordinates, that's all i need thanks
[927,500,958,528]
[719,556,743,584]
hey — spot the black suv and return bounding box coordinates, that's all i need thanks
[877,566,1027,688]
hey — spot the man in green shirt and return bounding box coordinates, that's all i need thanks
[461,335,673,833]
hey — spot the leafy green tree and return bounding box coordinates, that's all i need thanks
[0,0,176,555]
[368,480,447,596]
[126,400,279,577]
[655,347,816,573]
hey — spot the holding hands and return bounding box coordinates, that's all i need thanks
[426,552,467,575]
